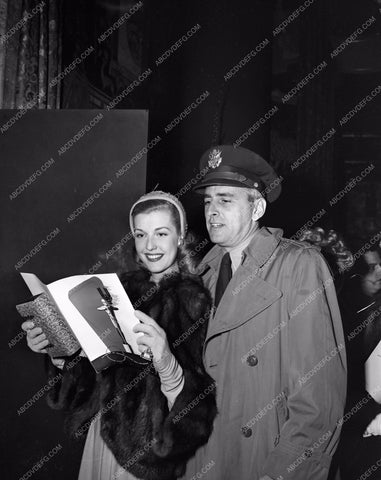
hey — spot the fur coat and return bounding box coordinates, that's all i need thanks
[46,269,217,480]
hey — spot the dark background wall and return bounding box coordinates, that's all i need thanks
[59,0,381,246]
[1,110,147,479]
[60,0,277,235]
[144,0,275,231]
[1,0,381,478]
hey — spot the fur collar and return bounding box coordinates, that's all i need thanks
[47,268,216,480]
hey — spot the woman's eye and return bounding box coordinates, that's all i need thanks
[221,199,230,203]
[157,232,168,237]
[134,233,144,239]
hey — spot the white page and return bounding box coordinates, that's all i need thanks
[365,339,381,404]
[21,273,50,296]
[20,272,140,361]
[48,273,140,353]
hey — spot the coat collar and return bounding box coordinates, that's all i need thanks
[198,226,283,274]
[199,227,284,342]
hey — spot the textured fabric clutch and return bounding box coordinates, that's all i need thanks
[16,293,80,358]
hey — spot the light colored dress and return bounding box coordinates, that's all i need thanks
[78,354,184,480]
[78,415,137,480]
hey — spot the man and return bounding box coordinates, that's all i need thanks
[182,145,347,480]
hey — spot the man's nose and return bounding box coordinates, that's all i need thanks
[206,202,219,217]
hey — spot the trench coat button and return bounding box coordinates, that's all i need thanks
[304,448,313,458]
[247,354,258,367]
[241,426,252,438]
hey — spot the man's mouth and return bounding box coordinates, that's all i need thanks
[145,253,164,262]
[209,222,224,229]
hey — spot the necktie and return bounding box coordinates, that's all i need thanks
[214,252,232,309]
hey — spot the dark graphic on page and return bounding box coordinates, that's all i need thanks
[68,277,132,371]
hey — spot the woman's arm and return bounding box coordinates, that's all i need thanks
[133,310,185,408]
[143,283,216,460]
[22,319,96,418]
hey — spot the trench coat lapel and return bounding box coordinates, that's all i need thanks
[206,264,282,341]
[200,227,283,342]
[198,245,221,300]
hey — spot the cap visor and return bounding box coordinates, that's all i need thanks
[192,178,250,193]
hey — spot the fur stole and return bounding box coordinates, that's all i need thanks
[47,269,217,480]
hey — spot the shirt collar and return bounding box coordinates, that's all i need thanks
[228,229,258,273]
[199,227,283,274]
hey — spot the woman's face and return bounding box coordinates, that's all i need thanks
[133,209,179,282]
[362,272,381,297]
[362,251,381,297]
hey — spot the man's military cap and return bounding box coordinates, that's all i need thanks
[193,145,281,203]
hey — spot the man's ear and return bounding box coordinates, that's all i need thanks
[252,197,267,222]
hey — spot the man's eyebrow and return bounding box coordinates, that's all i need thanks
[216,192,235,197]
[203,192,235,198]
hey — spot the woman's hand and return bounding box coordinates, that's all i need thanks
[51,358,65,369]
[133,311,172,367]
[21,320,50,354]
[364,413,381,437]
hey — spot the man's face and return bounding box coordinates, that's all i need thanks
[203,185,255,249]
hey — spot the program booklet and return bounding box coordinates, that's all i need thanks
[17,272,143,372]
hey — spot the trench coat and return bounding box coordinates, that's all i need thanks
[181,227,347,480]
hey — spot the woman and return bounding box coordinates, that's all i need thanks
[336,245,381,480]
[22,191,217,480]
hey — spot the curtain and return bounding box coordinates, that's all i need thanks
[0,0,62,109]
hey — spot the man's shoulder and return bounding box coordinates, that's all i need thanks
[274,235,326,273]
[257,229,321,269]
[198,227,321,270]
[278,235,320,252]
[261,227,321,257]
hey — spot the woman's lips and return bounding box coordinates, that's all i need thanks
[145,253,164,262]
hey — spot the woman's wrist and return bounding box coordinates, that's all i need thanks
[153,351,172,372]
[156,353,184,408]
[156,354,184,390]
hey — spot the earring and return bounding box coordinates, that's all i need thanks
[178,236,184,246]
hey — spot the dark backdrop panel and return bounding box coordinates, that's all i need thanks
[0,110,147,480]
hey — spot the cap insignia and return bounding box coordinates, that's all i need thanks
[208,148,222,168]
